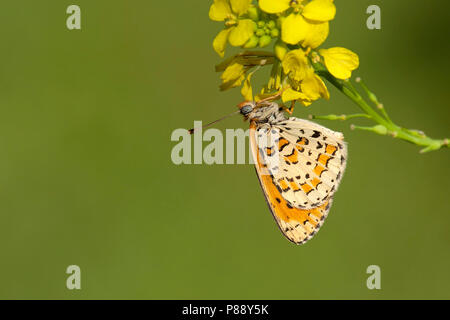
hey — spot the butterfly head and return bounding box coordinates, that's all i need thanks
[238,101,256,117]
[238,101,285,123]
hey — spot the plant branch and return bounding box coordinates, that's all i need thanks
[313,63,449,153]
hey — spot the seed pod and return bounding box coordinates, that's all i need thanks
[372,125,388,135]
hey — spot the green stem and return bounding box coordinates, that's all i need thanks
[314,63,449,153]
[310,113,371,121]
[356,78,393,123]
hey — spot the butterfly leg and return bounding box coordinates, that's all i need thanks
[256,86,289,105]
[282,100,296,115]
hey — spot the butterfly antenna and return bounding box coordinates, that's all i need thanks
[188,110,241,134]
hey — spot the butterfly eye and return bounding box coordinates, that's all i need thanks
[240,104,253,115]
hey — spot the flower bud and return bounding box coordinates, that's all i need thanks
[255,28,265,37]
[259,35,272,48]
[243,35,259,49]
[267,20,276,29]
[247,7,259,21]
[270,28,280,38]
[257,21,266,28]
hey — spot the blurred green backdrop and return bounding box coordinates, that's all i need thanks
[0,1,448,299]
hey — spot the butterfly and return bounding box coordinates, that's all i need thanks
[238,99,348,245]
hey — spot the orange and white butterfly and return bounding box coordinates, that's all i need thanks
[238,100,348,245]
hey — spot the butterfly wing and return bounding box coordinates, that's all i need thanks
[272,117,348,207]
[249,119,347,245]
[253,118,347,209]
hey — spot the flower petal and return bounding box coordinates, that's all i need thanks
[221,62,245,82]
[259,0,291,14]
[281,13,309,45]
[301,74,330,100]
[282,88,310,103]
[228,19,256,46]
[220,62,246,90]
[274,40,289,61]
[302,0,336,22]
[213,28,232,57]
[209,0,232,22]
[241,71,255,101]
[299,99,313,107]
[301,21,329,48]
[230,0,252,16]
[319,47,360,79]
[282,49,314,82]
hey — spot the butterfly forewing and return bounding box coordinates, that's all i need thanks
[276,118,348,204]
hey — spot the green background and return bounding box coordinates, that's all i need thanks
[0,0,449,299]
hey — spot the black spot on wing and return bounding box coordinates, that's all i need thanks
[286,148,296,157]
[279,141,289,152]
[296,137,309,145]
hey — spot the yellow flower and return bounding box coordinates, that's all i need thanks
[259,0,335,48]
[209,0,256,57]
[220,62,246,91]
[281,73,329,105]
[301,73,330,100]
[209,0,252,20]
[282,88,312,106]
[258,0,291,14]
[319,47,359,79]
[282,49,314,82]
[280,49,329,104]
